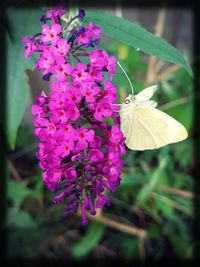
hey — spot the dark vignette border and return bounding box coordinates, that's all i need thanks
[0,0,199,266]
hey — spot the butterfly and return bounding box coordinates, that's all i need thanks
[117,62,188,150]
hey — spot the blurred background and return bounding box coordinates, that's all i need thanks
[6,5,195,262]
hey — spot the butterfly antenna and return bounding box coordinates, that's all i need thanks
[117,61,134,95]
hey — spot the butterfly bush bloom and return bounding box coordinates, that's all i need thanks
[23,8,126,224]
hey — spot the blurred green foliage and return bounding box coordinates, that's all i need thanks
[72,222,105,258]
[6,8,194,262]
[7,42,194,261]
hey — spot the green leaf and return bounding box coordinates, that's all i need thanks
[7,179,35,208]
[84,11,193,77]
[173,195,193,210]
[7,208,37,228]
[6,8,43,149]
[137,155,168,203]
[156,197,174,217]
[72,221,105,258]
[171,171,193,190]
[120,172,147,186]
[153,193,193,217]
[120,237,139,259]
[163,215,191,257]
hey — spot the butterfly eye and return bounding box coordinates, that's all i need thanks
[124,99,130,104]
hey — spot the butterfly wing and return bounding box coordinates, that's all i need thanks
[121,106,188,150]
[135,85,157,102]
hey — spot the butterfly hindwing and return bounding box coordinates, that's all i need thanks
[121,107,188,150]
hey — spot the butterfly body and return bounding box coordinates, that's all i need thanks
[120,85,188,151]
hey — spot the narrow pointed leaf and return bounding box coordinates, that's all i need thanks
[72,221,105,258]
[84,11,193,77]
[6,8,43,149]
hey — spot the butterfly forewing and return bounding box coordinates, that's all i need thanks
[135,85,157,102]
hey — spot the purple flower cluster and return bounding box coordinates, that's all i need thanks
[23,8,126,224]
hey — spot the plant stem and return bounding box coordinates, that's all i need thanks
[77,209,147,238]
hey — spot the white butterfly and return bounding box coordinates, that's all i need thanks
[117,62,188,151]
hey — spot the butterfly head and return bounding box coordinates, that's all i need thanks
[123,94,135,105]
